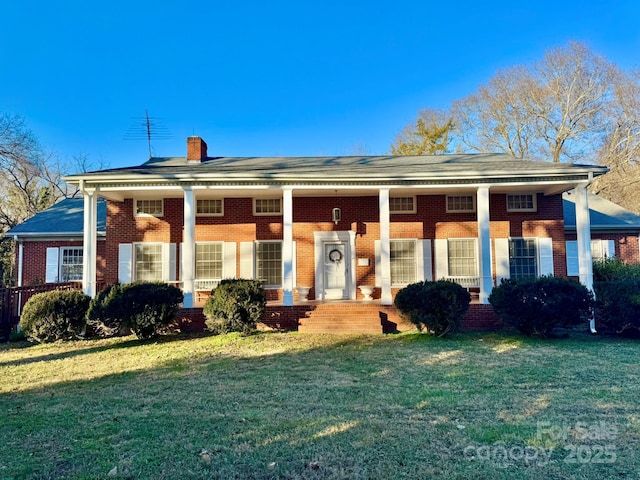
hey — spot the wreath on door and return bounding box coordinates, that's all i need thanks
[328,249,343,263]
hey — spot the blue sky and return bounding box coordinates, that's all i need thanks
[1,0,639,170]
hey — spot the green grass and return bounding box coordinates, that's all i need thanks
[1,331,639,479]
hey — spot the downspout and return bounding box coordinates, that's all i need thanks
[14,235,23,325]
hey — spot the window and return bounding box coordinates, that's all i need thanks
[447,239,478,277]
[196,199,223,216]
[446,195,475,213]
[509,238,538,279]
[254,198,282,215]
[196,243,223,280]
[390,240,416,285]
[507,193,536,212]
[135,199,163,217]
[134,243,163,281]
[255,242,282,287]
[390,197,416,214]
[60,247,83,281]
[591,239,615,261]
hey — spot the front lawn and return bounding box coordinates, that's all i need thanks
[0,332,638,479]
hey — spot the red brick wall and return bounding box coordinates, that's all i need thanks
[103,192,568,291]
[565,232,640,264]
[19,240,106,286]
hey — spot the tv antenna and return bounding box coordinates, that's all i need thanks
[124,110,172,158]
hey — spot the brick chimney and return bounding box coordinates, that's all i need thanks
[187,136,208,162]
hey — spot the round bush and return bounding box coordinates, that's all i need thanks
[19,289,90,343]
[394,280,470,337]
[87,282,183,339]
[203,279,266,335]
[489,275,594,337]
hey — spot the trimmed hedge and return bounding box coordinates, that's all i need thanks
[86,282,183,340]
[19,290,90,343]
[394,280,470,337]
[489,275,594,337]
[203,279,266,335]
[593,258,640,336]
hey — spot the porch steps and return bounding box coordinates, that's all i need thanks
[297,302,414,334]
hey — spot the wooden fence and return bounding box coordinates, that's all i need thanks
[0,282,82,341]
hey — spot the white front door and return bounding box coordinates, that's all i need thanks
[323,242,347,299]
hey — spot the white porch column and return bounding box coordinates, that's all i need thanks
[282,187,294,306]
[82,190,98,297]
[575,183,595,333]
[182,187,196,308]
[476,186,492,304]
[379,188,392,305]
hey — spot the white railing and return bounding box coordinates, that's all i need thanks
[445,276,480,288]
[194,279,221,292]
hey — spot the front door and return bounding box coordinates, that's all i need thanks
[323,242,347,299]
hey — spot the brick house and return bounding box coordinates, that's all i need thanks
[8,136,619,332]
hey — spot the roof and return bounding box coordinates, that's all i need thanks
[65,153,608,184]
[563,191,640,232]
[6,197,107,239]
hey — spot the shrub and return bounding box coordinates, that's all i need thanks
[203,279,266,335]
[19,289,90,343]
[489,276,594,337]
[593,258,640,336]
[87,282,183,340]
[86,283,128,336]
[394,280,470,337]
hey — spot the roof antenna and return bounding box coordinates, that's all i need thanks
[124,110,173,158]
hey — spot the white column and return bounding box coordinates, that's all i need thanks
[575,184,593,291]
[15,238,23,287]
[282,187,294,306]
[182,187,196,308]
[476,187,492,304]
[575,184,596,333]
[82,191,97,297]
[379,188,392,305]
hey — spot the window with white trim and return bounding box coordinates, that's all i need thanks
[509,238,538,279]
[60,247,83,282]
[591,239,615,261]
[135,199,163,217]
[196,199,223,216]
[390,197,416,214]
[254,198,282,215]
[196,243,224,280]
[134,243,163,281]
[390,240,416,285]
[446,195,475,213]
[507,193,536,212]
[447,239,478,277]
[255,241,282,287]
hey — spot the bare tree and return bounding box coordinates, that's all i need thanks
[390,109,454,155]
[591,68,640,212]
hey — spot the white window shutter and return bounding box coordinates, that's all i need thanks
[45,247,59,283]
[494,239,510,284]
[292,241,297,287]
[604,239,615,258]
[179,243,184,281]
[223,242,237,279]
[162,243,177,282]
[240,242,254,279]
[118,244,133,283]
[538,238,554,276]
[434,239,448,280]
[374,240,381,287]
[566,241,579,276]
[416,239,432,282]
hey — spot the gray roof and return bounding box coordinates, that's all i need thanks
[66,153,608,183]
[563,191,640,232]
[6,197,107,239]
